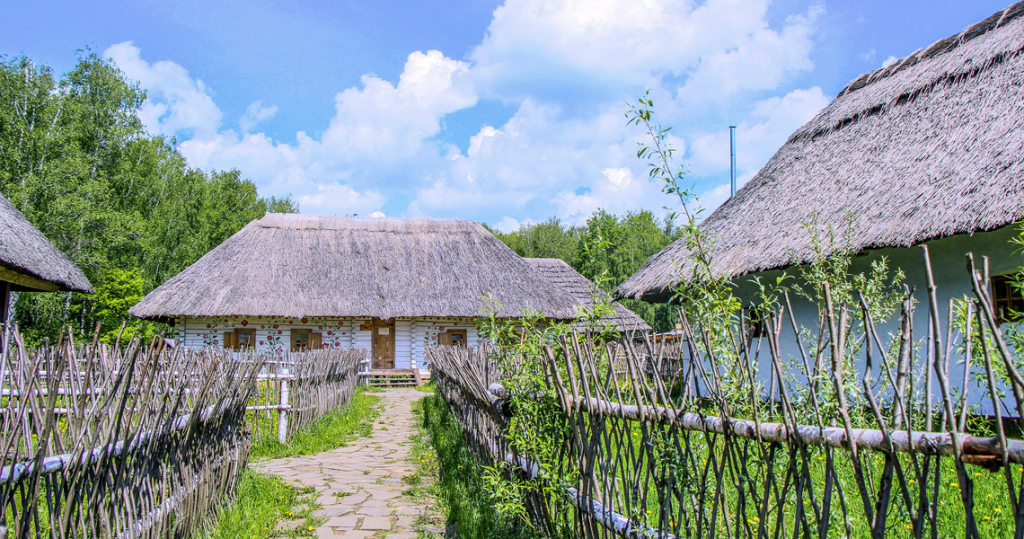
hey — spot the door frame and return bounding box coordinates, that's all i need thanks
[371,317,396,369]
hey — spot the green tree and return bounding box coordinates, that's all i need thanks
[490,218,582,261]
[0,51,296,344]
[491,209,681,332]
[92,268,155,343]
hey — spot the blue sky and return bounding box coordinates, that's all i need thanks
[2,1,1010,230]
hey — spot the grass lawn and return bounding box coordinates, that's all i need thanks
[194,470,322,539]
[250,388,382,460]
[418,393,541,539]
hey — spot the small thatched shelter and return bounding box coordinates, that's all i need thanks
[0,193,92,321]
[617,2,1024,303]
[526,258,650,333]
[131,213,578,370]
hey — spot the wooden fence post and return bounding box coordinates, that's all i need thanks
[278,363,290,444]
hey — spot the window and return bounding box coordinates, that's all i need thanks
[439,329,468,347]
[993,274,1024,324]
[291,329,322,352]
[236,329,256,350]
[223,329,256,351]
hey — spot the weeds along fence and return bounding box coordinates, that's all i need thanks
[430,250,1024,539]
[245,348,365,444]
[0,331,261,539]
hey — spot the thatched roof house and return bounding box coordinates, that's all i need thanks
[132,214,585,371]
[526,258,650,332]
[131,214,577,320]
[0,192,92,295]
[617,2,1024,302]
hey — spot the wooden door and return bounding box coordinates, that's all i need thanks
[372,318,395,369]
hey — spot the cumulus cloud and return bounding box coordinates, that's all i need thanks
[239,101,279,132]
[105,41,222,138]
[108,0,827,225]
[552,167,668,223]
[321,50,476,160]
[687,87,829,179]
[675,6,821,110]
[295,182,386,216]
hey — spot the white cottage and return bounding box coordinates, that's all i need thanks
[129,214,579,373]
[617,3,1024,412]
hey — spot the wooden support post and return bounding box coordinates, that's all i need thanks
[278,364,290,444]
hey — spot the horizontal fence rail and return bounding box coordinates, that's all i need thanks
[244,348,365,444]
[0,331,262,539]
[430,248,1024,539]
[0,329,365,538]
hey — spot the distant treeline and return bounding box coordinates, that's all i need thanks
[489,209,682,332]
[0,51,296,344]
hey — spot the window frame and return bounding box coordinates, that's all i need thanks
[992,274,1024,324]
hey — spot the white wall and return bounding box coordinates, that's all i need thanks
[411,318,480,371]
[395,319,413,369]
[731,225,1022,415]
[175,315,356,352]
[176,315,480,372]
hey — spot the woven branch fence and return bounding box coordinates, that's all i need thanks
[245,348,365,444]
[0,331,259,539]
[0,330,365,538]
[430,249,1024,539]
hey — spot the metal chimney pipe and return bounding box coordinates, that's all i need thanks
[729,125,737,199]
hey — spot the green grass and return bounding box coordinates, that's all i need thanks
[402,394,446,537]
[413,381,437,392]
[420,393,541,539]
[195,470,322,539]
[251,389,382,459]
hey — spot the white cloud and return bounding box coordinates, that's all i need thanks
[675,6,821,109]
[109,0,826,224]
[295,182,386,216]
[494,216,531,233]
[321,50,476,160]
[882,55,899,68]
[552,167,668,223]
[687,87,829,179]
[239,101,279,132]
[105,41,222,138]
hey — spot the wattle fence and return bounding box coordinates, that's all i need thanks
[0,331,364,538]
[246,348,365,444]
[430,250,1024,539]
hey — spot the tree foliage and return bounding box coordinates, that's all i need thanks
[0,51,295,344]
[491,209,681,332]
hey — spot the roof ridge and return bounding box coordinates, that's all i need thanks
[837,2,1024,98]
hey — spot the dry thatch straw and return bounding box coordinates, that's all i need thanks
[617,2,1024,302]
[130,214,579,320]
[525,258,651,332]
[0,192,92,293]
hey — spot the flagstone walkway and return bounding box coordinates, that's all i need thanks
[254,388,432,539]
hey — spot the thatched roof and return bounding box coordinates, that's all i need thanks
[130,214,579,320]
[618,2,1024,303]
[526,258,651,332]
[0,193,92,293]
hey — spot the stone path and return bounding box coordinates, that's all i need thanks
[254,388,430,538]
